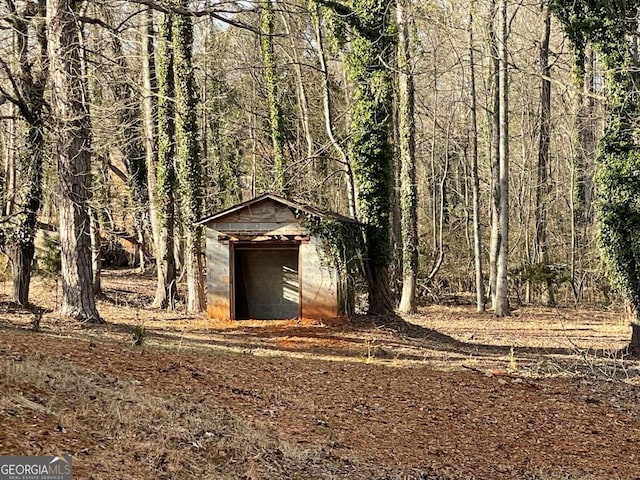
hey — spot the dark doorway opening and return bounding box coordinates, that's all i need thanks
[233,244,300,320]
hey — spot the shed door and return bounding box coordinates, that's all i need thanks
[233,245,300,320]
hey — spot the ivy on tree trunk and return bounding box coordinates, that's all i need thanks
[397,0,418,315]
[2,0,47,307]
[153,11,178,309]
[260,0,289,195]
[173,3,205,312]
[339,0,396,315]
[551,0,640,350]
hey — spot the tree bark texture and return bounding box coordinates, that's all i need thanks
[6,125,43,305]
[7,121,45,306]
[173,5,205,312]
[571,47,596,303]
[141,9,164,292]
[47,0,102,322]
[397,0,418,314]
[3,0,47,306]
[535,3,555,306]
[468,5,485,313]
[261,0,289,195]
[494,0,510,317]
[488,0,501,309]
[346,0,396,315]
[152,11,177,309]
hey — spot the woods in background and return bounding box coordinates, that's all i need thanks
[1,0,637,343]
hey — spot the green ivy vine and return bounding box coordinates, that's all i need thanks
[550,0,640,314]
[295,209,362,314]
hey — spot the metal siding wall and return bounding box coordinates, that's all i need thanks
[300,237,339,319]
[205,227,231,319]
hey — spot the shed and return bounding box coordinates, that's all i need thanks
[197,193,360,320]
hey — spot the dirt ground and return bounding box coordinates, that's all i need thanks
[1,269,640,479]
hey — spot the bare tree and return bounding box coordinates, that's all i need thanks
[488,0,501,310]
[534,1,554,306]
[494,0,510,317]
[260,0,289,194]
[468,2,485,312]
[47,0,102,322]
[312,5,357,217]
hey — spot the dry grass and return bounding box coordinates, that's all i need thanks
[2,269,640,479]
[1,353,369,479]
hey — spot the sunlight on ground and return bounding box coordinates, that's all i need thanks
[0,270,632,376]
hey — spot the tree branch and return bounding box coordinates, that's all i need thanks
[125,0,262,35]
[310,0,361,32]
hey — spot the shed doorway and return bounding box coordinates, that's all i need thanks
[232,244,300,320]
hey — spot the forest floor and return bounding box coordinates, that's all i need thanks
[2,269,640,479]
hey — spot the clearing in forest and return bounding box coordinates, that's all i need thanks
[1,269,639,479]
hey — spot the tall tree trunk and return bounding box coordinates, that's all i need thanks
[152,11,177,309]
[312,6,356,217]
[3,0,47,306]
[397,0,418,314]
[173,3,205,313]
[469,4,485,313]
[344,0,396,315]
[571,46,595,303]
[260,0,289,195]
[7,121,45,306]
[3,103,15,218]
[280,8,314,162]
[6,125,43,305]
[489,0,501,310]
[47,0,102,322]
[535,2,554,306]
[494,0,510,317]
[141,9,164,294]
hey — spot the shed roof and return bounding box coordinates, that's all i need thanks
[196,193,362,226]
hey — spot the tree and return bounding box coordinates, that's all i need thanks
[0,0,47,306]
[397,0,418,314]
[571,45,596,303]
[141,8,162,279]
[201,32,242,211]
[47,0,102,322]
[173,3,205,312]
[468,1,485,312]
[534,1,554,306]
[105,7,149,272]
[152,10,178,309]
[551,0,640,349]
[494,0,510,317]
[260,0,289,195]
[488,0,501,310]
[312,4,357,217]
[323,0,397,315]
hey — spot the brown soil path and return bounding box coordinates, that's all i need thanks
[2,330,640,479]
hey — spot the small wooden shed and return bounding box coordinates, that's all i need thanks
[197,193,360,320]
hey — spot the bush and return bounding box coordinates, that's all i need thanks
[36,232,61,278]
